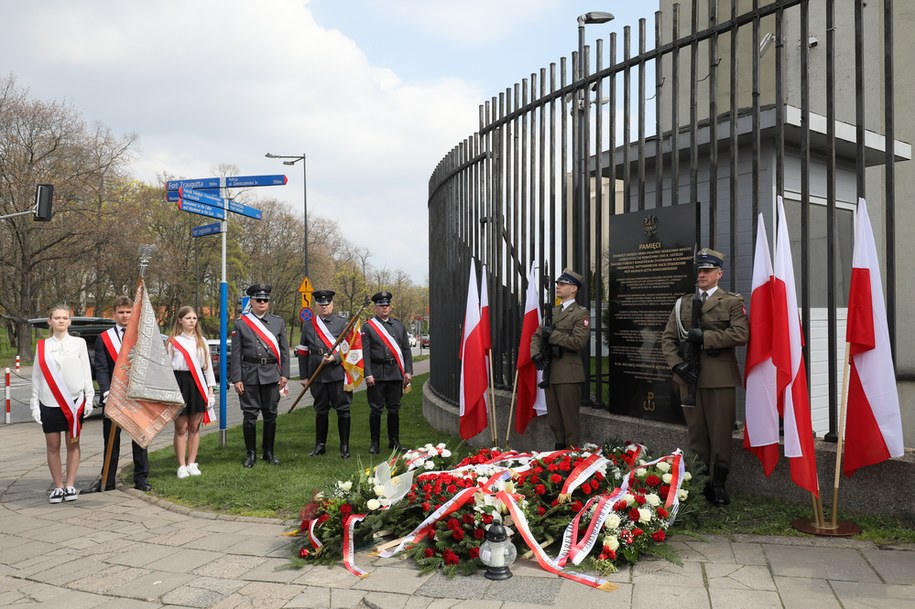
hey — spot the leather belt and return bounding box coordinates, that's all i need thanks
[243,356,277,365]
[372,357,397,365]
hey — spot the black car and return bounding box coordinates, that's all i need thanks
[28,316,116,379]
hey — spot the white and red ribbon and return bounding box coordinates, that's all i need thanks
[169,337,215,425]
[342,514,369,577]
[366,318,406,375]
[241,314,281,369]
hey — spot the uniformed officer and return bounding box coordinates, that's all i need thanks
[661,248,748,506]
[300,290,353,459]
[230,284,290,468]
[530,268,591,449]
[362,291,413,454]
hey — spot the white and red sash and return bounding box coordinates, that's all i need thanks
[168,337,215,425]
[37,338,86,439]
[311,315,338,352]
[241,313,281,369]
[99,326,123,361]
[366,318,405,376]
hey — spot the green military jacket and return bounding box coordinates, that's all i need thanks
[530,301,590,384]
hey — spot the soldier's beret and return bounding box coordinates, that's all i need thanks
[313,290,335,305]
[246,284,272,300]
[555,268,583,287]
[696,248,725,269]
[372,291,393,305]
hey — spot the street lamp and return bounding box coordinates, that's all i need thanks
[265,152,308,277]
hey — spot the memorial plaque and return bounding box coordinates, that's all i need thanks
[606,204,696,423]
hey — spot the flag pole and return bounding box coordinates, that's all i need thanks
[488,357,497,447]
[831,343,852,528]
[504,369,520,448]
[98,421,119,492]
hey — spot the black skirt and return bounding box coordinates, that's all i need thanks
[40,403,77,434]
[174,370,207,415]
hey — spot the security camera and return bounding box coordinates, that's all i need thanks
[808,36,818,48]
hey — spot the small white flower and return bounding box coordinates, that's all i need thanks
[656,461,671,473]
[441,449,452,458]
[604,513,621,530]
[662,473,673,484]
[372,484,384,497]
[634,468,648,479]
[604,535,620,551]
[638,508,652,523]
[683,471,692,481]
[424,461,435,470]
[624,493,636,506]
[424,443,435,450]
[436,443,447,449]
[678,489,689,500]
[645,493,661,507]
[337,480,352,492]
[413,458,426,468]
[366,499,381,510]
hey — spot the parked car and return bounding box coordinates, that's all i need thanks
[408,334,417,348]
[420,334,431,348]
[207,339,232,382]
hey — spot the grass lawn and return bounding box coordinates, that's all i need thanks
[138,374,915,545]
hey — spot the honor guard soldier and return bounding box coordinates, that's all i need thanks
[300,290,353,458]
[530,268,591,449]
[661,248,748,506]
[362,291,413,453]
[230,284,290,468]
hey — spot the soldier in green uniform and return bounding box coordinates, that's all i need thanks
[531,268,591,449]
[661,248,748,506]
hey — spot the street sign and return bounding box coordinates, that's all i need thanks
[166,190,217,203]
[191,222,223,238]
[297,277,313,293]
[240,296,251,315]
[225,174,287,188]
[179,187,263,221]
[300,307,314,323]
[166,178,220,191]
[177,199,225,220]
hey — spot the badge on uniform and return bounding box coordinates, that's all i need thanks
[583,319,590,327]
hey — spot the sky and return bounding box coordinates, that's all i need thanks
[1,0,654,283]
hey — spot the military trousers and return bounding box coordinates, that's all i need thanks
[367,380,403,416]
[310,381,352,417]
[679,384,736,470]
[544,382,582,448]
[239,383,279,428]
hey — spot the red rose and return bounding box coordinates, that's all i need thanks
[652,530,666,542]
[551,499,559,507]
[537,505,546,516]
[530,474,540,484]
[559,460,572,472]
[607,549,617,560]
[443,549,459,565]
[447,518,460,530]
[474,528,485,540]
[422,502,431,512]
[551,473,562,484]
[447,484,458,494]
[581,482,592,495]
[657,507,669,518]
[340,504,353,515]
[659,484,670,498]
[482,514,493,524]
[633,528,644,537]
[533,466,543,474]
[534,484,546,495]
[635,495,647,506]
[594,471,605,481]
[463,513,475,524]
[424,547,436,558]
[299,547,309,558]
[645,475,661,487]
[570,500,583,512]
[468,547,480,560]
[452,529,465,541]
[629,508,641,521]
[614,500,628,511]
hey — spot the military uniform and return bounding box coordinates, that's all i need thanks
[362,291,413,453]
[530,269,591,449]
[300,290,353,458]
[660,248,748,505]
[230,284,290,467]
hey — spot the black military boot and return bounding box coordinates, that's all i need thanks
[262,419,280,465]
[387,412,402,451]
[309,414,328,456]
[555,443,566,451]
[368,414,381,454]
[338,416,351,459]
[243,425,257,468]
[711,466,730,507]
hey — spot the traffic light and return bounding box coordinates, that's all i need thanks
[34,184,53,221]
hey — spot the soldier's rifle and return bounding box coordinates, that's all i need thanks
[287,297,371,414]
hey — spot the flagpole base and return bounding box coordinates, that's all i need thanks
[791,518,861,537]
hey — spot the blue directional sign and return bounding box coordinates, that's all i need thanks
[225,174,287,188]
[166,178,221,191]
[191,222,223,238]
[178,198,225,220]
[179,187,263,221]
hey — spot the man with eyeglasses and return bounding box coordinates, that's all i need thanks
[230,284,290,468]
[300,289,353,458]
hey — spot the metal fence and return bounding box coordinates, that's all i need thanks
[427,0,899,441]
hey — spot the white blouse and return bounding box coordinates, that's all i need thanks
[30,334,94,410]
[169,335,217,388]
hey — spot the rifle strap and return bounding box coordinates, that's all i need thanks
[674,297,687,339]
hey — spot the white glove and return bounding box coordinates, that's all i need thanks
[207,395,215,409]
[31,405,42,425]
[83,400,94,418]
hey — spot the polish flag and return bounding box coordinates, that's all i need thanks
[459,259,489,440]
[515,262,548,434]
[842,198,904,476]
[773,197,819,496]
[480,263,492,354]
[743,214,780,476]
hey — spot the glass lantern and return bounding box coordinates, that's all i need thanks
[479,521,518,580]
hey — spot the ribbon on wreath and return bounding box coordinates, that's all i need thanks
[342,513,369,577]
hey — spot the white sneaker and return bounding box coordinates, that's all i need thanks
[187,463,201,476]
[63,486,78,502]
[177,465,190,479]
[49,487,64,504]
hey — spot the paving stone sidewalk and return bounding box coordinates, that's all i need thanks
[2,369,913,608]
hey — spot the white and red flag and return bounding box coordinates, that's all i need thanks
[459,259,489,439]
[479,263,492,354]
[842,198,904,476]
[743,214,780,476]
[773,197,819,496]
[515,262,548,435]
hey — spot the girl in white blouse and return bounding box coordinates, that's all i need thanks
[30,305,94,503]
[166,306,216,479]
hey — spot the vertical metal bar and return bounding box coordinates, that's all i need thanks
[637,18,647,212]
[548,62,557,292]
[690,0,700,238]
[775,2,784,199]
[855,0,865,200]
[624,25,632,212]
[751,0,760,229]
[560,57,569,273]
[800,0,811,388]
[729,0,739,291]
[609,31,617,216]
[582,42,593,402]
[825,0,838,441]
[655,11,664,211]
[594,37,605,407]
[884,0,897,360]
[672,5,680,207]
[708,0,719,249]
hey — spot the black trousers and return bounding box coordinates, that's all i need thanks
[367,380,403,416]
[101,414,149,487]
[310,381,352,417]
[239,383,279,427]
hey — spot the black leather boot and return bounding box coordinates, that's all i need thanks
[309,414,328,456]
[711,466,730,507]
[369,414,381,454]
[243,425,257,468]
[387,412,402,451]
[262,419,280,465]
[339,416,351,459]
[555,443,566,451]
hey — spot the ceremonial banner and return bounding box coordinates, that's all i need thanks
[105,279,184,448]
[341,319,365,392]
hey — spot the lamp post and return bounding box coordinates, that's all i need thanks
[265,152,308,277]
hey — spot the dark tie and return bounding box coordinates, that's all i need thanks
[701,292,708,303]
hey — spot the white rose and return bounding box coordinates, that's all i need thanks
[678,489,689,501]
[425,461,435,470]
[414,458,426,468]
[604,535,620,551]
[683,471,692,481]
[337,480,352,492]
[634,468,648,479]
[645,493,661,507]
[441,449,452,458]
[662,473,673,484]
[367,499,381,510]
[603,513,621,530]
[656,461,671,473]
[374,485,386,497]
[624,493,636,506]
[437,443,447,449]
[638,508,652,523]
